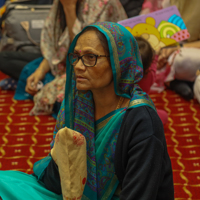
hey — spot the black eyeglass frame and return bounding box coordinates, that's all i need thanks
[68,53,110,67]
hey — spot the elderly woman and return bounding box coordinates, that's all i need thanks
[0,22,174,199]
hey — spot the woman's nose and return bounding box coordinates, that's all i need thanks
[74,58,86,71]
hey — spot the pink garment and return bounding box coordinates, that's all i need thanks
[138,57,168,125]
[138,59,157,94]
[151,63,171,93]
[141,0,164,14]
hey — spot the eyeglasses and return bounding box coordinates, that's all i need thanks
[68,53,110,67]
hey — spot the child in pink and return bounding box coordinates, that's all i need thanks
[136,37,168,125]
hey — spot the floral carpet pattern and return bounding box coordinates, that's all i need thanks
[0,72,200,199]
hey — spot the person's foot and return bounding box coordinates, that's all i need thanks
[0,77,18,90]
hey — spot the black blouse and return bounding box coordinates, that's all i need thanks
[41,106,174,199]
[115,106,174,200]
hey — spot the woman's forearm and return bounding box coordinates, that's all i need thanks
[64,5,77,43]
[37,58,50,74]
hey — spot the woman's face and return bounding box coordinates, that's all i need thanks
[73,30,113,92]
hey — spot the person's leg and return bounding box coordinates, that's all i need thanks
[0,51,42,80]
[169,79,194,100]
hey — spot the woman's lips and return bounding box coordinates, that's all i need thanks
[76,76,87,81]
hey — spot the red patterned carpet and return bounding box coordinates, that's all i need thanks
[0,71,200,199]
[0,72,56,174]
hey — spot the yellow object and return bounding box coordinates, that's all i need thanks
[0,5,6,17]
[125,17,177,52]
[0,0,20,17]
[157,21,180,38]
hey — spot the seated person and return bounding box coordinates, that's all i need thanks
[0,22,174,200]
[136,36,168,125]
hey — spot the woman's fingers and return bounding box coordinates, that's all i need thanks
[25,73,39,95]
[27,78,36,90]
[25,84,37,95]
[25,67,47,95]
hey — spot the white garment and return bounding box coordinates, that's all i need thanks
[168,47,200,82]
[194,74,200,103]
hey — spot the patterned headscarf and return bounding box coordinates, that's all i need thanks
[65,21,155,125]
[53,22,155,199]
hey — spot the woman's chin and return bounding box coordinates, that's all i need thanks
[76,84,90,91]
